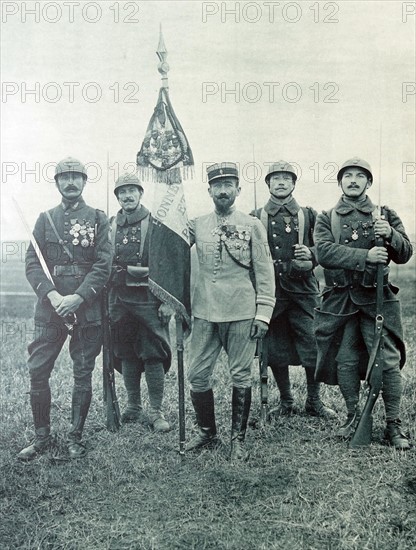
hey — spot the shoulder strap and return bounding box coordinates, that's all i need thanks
[140,213,150,258]
[297,207,305,245]
[259,208,268,231]
[330,208,341,244]
[45,209,74,261]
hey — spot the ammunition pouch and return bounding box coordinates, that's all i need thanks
[274,259,313,279]
[324,267,389,289]
[125,265,149,287]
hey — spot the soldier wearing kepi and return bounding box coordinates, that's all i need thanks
[252,161,336,419]
[187,162,275,460]
[18,157,112,460]
[108,173,173,432]
[314,157,413,449]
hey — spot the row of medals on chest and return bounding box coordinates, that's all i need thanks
[344,220,374,240]
[212,217,251,251]
[68,220,95,247]
[118,226,140,245]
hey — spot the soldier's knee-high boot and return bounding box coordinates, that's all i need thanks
[270,365,295,414]
[186,389,217,451]
[230,386,251,461]
[304,366,337,419]
[145,363,170,432]
[121,360,143,423]
[68,387,92,459]
[17,387,52,461]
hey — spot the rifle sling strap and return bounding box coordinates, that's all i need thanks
[364,314,384,382]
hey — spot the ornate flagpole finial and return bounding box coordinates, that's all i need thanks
[157,24,169,89]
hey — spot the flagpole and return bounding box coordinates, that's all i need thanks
[156,27,186,458]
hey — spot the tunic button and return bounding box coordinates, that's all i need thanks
[344,239,349,243]
[64,222,69,226]
[64,231,68,235]
[64,212,69,216]
[273,234,277,238]
[213,270,217,275]
[275,246,279,249]
[279,272,282,276]
[212,279,216,283]
[63,240,68,244]
[271,221,276,225]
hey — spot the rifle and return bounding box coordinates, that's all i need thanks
[349,208,385,447]
[101,284,122,432]
[257,338,269,425]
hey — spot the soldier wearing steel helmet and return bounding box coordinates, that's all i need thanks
[108,173,173,432]
[18,157,112,460]
[252,161,337,419]
[314,157,413,449]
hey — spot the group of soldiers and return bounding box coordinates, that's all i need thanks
[17,155,412,461]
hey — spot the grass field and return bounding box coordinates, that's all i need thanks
[0,269,415,549]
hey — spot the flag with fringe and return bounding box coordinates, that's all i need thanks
[136,86,192,331]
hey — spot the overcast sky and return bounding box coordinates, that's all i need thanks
[1,0,415,244]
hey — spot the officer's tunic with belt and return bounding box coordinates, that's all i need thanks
[108,205,171,372]
[314,195,412,385]
[25,198,112,390]
[188,207,275,391]
[253,196,320,369]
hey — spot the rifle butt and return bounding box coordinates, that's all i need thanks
[349,414,373,447]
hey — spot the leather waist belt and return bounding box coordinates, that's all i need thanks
[53,265,91,276]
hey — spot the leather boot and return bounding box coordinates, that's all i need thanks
[17,388,51,461]
[121,360,145,424]
[384,419,410,450]
[146,364,170,432]
[17,427,51,461]
[186,389,218,451]
[305,369,337,419]
[230,386,251,461]
[67,388,91,459]
[269,365,297,416]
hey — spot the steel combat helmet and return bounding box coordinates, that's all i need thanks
[54,157,87,181]
[265,161,297,184]
[114,173,144,196]
[337,157,373,183]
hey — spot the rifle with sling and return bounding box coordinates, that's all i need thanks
[349,208,385,447]
[101,151,121,432]
[257,338,268,425]
[101,283,122,432]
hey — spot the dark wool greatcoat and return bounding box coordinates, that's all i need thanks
[314,196,412,385]
[253,197,320,367]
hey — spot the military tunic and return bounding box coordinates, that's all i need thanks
[25,198,112,392]
[253,197,320,368]
[314,196,412,385]
[108,205,171,372]
[188,208,275,391]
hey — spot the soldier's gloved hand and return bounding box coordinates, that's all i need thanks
[47,290,64,310]
[55,294,84,317]
[250,319,268,339]
[366,246,388,265]
[158,303,175,326]
[293,244,312,261]
[374,218,392,239]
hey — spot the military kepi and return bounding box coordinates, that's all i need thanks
[207,162,239,184]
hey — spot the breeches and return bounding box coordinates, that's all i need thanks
[28,321,102,392]
[267,302,317,368]
[336,315,400,373]
[188,318,256,392]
